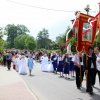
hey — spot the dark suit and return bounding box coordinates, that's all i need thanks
[84,53,96,93]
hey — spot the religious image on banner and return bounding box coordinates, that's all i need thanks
[82,22,92,42]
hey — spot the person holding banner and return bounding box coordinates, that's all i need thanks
[84,47,96,95]
[72,52,84,89]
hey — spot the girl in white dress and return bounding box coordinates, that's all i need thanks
[41,54,54,72]
[41,54,48,72]
[15,55,21,72]
[19,55,28,75]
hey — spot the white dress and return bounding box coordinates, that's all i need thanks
[41,56,48,72]
[19,57,28,75]
[15,57,20,72]
[41,56,54,72]
[47,61,54,72]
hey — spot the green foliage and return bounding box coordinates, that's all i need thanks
[37,28,50,49]
[49,41,59,50]
[0,27,3,38]
[0,27,5,51]
[5,24,29,48]
[14,34,36,50]
[0,39,4,51]
[68,37,76,45]
[14,34,27,49]
[93,33,100,47]
[25,36,36,50]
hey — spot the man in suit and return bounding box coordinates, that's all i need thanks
[72,52,84,89]
[84,47,96,95]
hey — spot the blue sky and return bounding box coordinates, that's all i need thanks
[0,0,99,40]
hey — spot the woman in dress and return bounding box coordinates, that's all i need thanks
[19,54,28,75]
[28,55,34,76]
[69,54,75,77]
[12,53,16,70]
[51,52,58,73]
[41,54,49,72]
[15,54,21,72]
[63,53,70,79]
[57,52,64,77]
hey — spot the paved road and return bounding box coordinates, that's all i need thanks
[21,63,100,100]
[0,65,36,100]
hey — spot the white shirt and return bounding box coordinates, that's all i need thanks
[96,53,100,71]
[58,56,62,62]
[72,54,83,66]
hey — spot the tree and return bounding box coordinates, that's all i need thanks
[0,27,3,38]
[17,24,30,35]
[14,34,27,49]
[0,39,4,51]
[14,34,36,50]
[0,27,5,51]
[37,28,50,49]
[93,33,100,47]
[25,36,36,50]
[49,41,59,50]
[5,24,29,48]
[55,27,72,53]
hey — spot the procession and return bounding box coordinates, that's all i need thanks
[0,46,100,96]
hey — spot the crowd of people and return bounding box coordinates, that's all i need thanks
[0,50,75,77]
[0,46,100,95]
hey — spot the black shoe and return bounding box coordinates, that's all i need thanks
[90,91,94,95]
[68,78,70,79]
[86,90,89,92]
[77,87,81,89]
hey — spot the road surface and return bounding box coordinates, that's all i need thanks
[21,62,100,100]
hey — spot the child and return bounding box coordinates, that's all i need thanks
[28,55,34,76]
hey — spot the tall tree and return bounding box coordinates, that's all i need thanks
[0,27,4,51]
[25,36,36,50]
[14,34,27,49]
[14,34,36,50]
[5,24,29,48]
[37,28,50,49]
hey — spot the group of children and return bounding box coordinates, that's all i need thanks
[0,51,34,76]
[50,52,75,79]
[12,53,34,76]
[0,50,76,79]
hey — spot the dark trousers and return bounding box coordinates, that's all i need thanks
[7,60,11,70]
[3,59,6,66]
[97,70,100,84]
[86,69,93,92]
[75,65,84,88]
[52,62,57,72]
[90,68,97,86]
